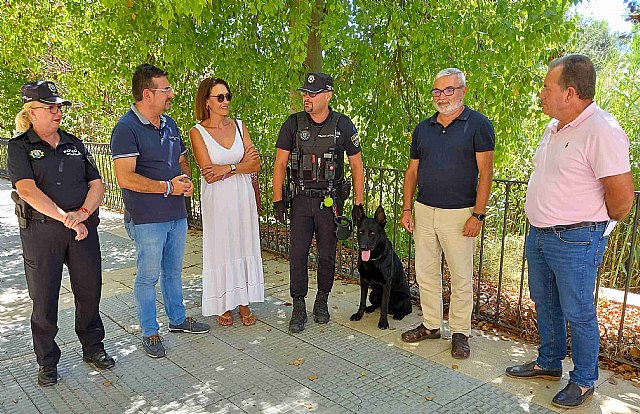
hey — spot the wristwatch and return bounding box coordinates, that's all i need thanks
[230,164,237,173]
[472,212,486,221]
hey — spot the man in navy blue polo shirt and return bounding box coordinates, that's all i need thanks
[110,64,210,359]
[399,68,495,359]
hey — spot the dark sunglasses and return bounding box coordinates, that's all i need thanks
[208,93,232,102]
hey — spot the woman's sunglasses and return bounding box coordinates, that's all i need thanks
[209,93,232,103]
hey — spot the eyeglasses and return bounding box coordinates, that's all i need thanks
[33,105,66,114]
[431,86,465,97]
[208,93,232,102]
[301,91,324,98]
[149,86,173,94]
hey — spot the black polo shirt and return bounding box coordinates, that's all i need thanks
[410,106,495,209]
[8,128,102,211]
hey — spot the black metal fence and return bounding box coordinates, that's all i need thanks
[2,138,639,368]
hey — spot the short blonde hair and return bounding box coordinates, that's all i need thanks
[15,101,39,133]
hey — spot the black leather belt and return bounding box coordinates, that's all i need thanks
[28,211,54,221]
[535,221,608,233]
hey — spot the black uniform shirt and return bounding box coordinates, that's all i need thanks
[8,128,101,211]
[276,109,361,188]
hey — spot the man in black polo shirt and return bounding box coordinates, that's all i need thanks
[399,68,495,359]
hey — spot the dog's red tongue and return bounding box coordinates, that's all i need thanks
[361,250,371,261]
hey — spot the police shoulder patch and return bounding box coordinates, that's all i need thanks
[29,149,44,159]
[351,133,360,147]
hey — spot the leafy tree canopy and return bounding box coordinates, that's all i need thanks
[0,0,593,177]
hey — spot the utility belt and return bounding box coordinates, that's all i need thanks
[293,181,350,201]
[12,191,57,229]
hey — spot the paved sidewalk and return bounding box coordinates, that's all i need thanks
[1,179,638,413]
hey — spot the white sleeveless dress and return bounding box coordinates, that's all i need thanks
[194,121,264,316]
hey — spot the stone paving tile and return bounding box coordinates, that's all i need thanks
[99,291,164,335]
[439,383,555,414]
[1,305,122,361]
[0,365,39,413]
[229,384,348,414]
[7,345,136,414]
[98,231,137,272]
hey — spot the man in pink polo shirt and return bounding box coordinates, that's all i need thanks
[505,55,634,408]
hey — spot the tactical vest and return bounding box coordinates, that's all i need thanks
[289,111,343,190]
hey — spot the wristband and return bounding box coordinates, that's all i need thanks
[402,209,411,212]
[163,180,171,197]
[77,207,90,216]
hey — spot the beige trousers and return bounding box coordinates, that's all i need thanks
[413,202,475,336]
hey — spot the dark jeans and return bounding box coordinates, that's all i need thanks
[289,195,343,298]
[20,219,105,366]
[526,223,608,388]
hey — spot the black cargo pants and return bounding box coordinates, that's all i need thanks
[288,195,343,298]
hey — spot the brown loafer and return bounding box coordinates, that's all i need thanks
[401,324,441,342]
[451,333,470,359]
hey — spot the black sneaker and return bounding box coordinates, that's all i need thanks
[37,365,57,387]
[169,317,210,334]
[142,334,166,358]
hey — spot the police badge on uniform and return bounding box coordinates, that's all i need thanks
[351,133,360,147]
[300,129,311,141]
[29,150,44,159]
[308,74,315,83]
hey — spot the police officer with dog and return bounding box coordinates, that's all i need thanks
[272,72,364,333]
[8,81,115,387]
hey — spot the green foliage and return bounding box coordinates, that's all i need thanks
[0,0,580,177]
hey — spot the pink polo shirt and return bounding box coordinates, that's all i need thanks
[525,103,631,228]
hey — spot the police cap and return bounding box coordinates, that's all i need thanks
[21,81,71,106]
[299,73,333,94]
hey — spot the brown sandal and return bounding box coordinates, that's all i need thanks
[239,313,257,326]
[239,306,257,326]
[217,311,233,326]
[451,333,470,359]
[401,324,441,343]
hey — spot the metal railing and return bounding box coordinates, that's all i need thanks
[2,138,639,367]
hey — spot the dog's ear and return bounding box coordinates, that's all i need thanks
[374,205,387,227]
[353,203,366,226]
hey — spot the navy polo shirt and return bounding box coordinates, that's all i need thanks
[410,106,495,209]
[110,104,187,224]
[8,128,101,211]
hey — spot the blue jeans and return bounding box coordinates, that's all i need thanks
[526,223,608,388]
[125,218,187,337]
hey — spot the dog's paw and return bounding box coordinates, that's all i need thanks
[364,306,377,313]
[350,313,363,321]
[377,320,389,330]
[392,313,408,320]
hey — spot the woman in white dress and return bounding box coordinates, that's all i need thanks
[189,77,264,326]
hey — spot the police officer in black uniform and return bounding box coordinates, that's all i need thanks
[272,73,364,333]
[8,81,115,387]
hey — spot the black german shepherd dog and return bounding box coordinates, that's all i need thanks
[350,205,412,329]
